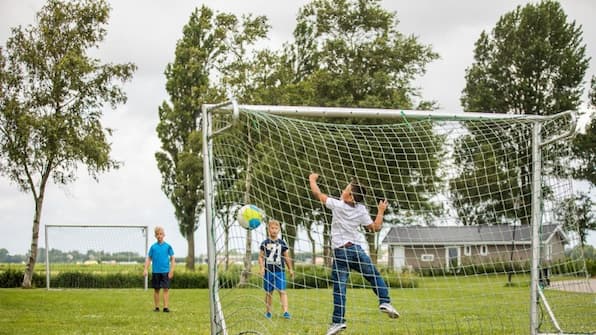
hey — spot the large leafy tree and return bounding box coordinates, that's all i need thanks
[0,0,136,288]
[454,0,589,226]
[233,0,441,264]
[461,0,588,115]
[155,6,268,270]
[244,0,438,109]
[555,193,596,247]
[571,75,596,186]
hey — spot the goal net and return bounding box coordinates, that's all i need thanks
[44,224,149,289]
[202,103,594,335]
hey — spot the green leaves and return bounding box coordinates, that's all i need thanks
[1,0,136,189]
[289,0,436,108]
[462,0,588,115]
[0,0,136,288]
[155,6,270,268]
[457,0,591,227]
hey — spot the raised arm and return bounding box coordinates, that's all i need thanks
[309,173,328,204]
[367,199,388,232]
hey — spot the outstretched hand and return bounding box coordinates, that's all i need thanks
[309,172,327,203]
[378,199,388,212]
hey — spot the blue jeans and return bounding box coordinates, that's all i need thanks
[331,244,391,324]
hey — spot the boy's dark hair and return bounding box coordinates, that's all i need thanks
[350,177,366,203]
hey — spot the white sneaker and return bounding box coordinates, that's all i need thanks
[379,303,400,319]
[326,323,347,335]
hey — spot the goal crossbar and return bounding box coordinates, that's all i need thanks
[205,102,575,122]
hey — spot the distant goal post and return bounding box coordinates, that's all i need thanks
[44,224,149,290]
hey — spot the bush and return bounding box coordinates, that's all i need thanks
[585,259,596,277]
[0,269,45,288]
[0,264,417,289]
[171,272,208,288]
[292,265,331,288]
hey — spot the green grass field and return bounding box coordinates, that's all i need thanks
[0,288,210,335]
[1,274,593,335]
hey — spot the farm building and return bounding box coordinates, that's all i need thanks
[382,224,568,271]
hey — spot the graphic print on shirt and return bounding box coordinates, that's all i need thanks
[265,241,282,266]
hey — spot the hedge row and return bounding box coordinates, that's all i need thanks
[417,259,594,277]
[0,267,417,289]
[3,260,591,289]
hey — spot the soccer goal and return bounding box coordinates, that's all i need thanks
[44,224,149,290]
[201,101,594,335]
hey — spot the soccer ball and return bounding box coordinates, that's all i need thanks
[237,204,264,230]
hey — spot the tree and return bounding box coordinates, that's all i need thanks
[234,0,441,265]
[0,0,136,288]
[155,5,268,270]
[455,0,589,226]
[461,0,588,115]
[555,193,596,247]
[571,75,596,186]
[244,0,438,109]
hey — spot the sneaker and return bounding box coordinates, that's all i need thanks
[326,323,347,335]
[153,307,160,312]
[283,311,291,319]
[264,312,272,319]
[163,307,170,313]
[379,303,399,319]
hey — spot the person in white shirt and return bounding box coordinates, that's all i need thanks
[309,173,399,335]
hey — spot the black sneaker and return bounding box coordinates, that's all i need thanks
[153,307,160,312]
[163,307,170,313]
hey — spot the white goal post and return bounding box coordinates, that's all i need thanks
[44,224,149,290]
[201,100,593,335]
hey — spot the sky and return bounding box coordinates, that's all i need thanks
[1,0,595,257]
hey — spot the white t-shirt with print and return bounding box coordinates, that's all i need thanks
[325,197,372,249]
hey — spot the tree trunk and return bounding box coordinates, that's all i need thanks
[240,228,252,287]
[306,224,316,265]
[285,221,296,263]
[224,227,230,271]
[367,232,378,264]
[239,130,253,287]
[323,220,331,267]
[22,191,45,288]
[185,227,195,271]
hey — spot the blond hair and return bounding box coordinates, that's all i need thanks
[268,219,280,228]
[154,226,164,235]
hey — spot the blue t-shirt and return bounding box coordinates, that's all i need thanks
[260,238,288,273]
[148,241,174,273]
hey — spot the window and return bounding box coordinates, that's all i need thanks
[420,254,434,262]
[480,245,488,256]
[464,245,472,256]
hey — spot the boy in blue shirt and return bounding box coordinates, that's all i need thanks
[144,226,175,312]
[259,219,294,319]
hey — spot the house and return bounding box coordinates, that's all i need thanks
[382,224,568,271]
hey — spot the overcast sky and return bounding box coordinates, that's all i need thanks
[1,0,595,256]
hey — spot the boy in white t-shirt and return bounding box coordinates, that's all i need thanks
[309,173,399,335]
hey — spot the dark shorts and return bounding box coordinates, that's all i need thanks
[151,273,171,289]
[263,271,286,292]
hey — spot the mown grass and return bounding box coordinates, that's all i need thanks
[1,275,593,335]
[0,288,211,335]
